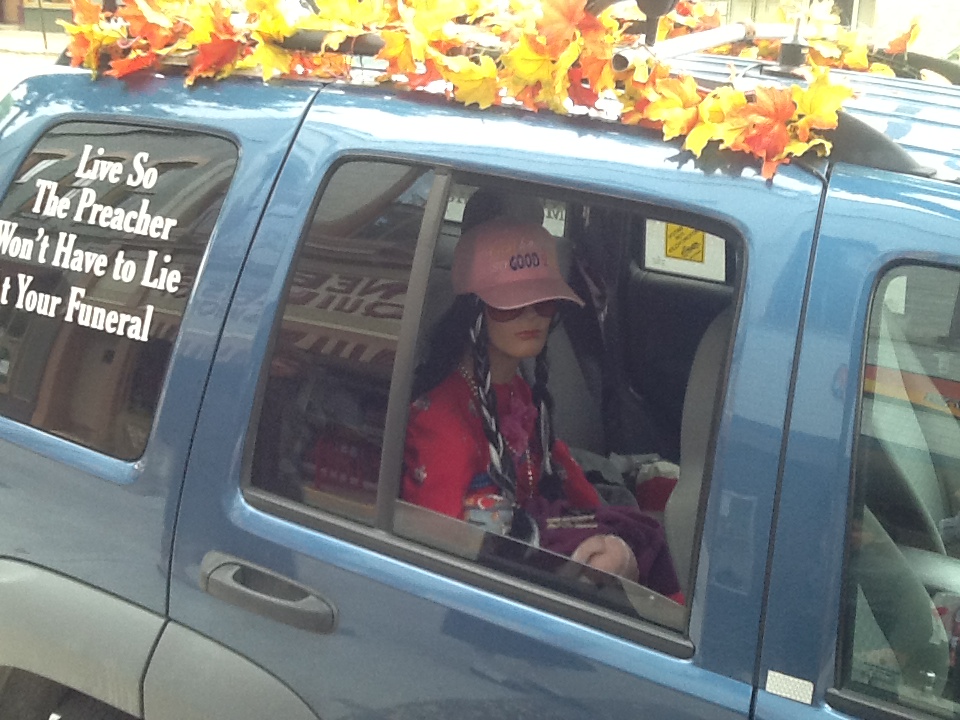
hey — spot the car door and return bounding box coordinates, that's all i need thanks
[755,163,960,720]
[0,72,316,713]
[164,85,825,720]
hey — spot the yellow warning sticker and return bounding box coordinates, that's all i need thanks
[665,224,705,263]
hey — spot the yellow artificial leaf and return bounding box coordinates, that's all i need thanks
[867,62,896,77]
[784,137,832,158]
[246,0,295,40]
[501,33,558,87]
[644,74,702,140]
[240,38,292,79]
[683,85,747,157]
[439,54,500,108]
[377,29,418,74]
[791,67,854,141]
[841,44,868,71]
[131,0,172,28]
[184,0,237,46]
[536,37,581,112]
[808,39,841,61]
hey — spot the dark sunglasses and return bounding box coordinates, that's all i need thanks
[486,300,558,323]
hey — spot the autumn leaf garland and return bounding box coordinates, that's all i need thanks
[62,0,856,179]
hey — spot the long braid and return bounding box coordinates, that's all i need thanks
[469,307,517,497]
[532,346,563,501]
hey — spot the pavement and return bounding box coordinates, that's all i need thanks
[0,24,66,58]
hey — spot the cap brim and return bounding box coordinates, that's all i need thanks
[475,277,585,310]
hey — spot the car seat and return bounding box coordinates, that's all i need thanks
[665,306,733,596]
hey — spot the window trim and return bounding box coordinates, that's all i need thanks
[375,169,451,530]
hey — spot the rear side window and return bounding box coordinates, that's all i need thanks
[0,121,237,458]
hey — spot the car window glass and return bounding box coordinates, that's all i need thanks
[249,160,433,525]
[396,180,740,632]
[0,121,237,459]
[838,264,960,717]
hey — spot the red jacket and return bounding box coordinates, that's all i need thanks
[403,370,600,518]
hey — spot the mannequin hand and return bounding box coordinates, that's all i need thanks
[571,534,639,582]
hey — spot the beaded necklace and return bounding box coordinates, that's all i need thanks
[458,363,535,501]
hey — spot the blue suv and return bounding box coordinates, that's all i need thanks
[2,30,960,720]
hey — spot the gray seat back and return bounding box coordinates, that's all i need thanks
[665,307,732,596]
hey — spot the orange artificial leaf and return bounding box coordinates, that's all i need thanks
[515,83,542,111]
[407,58,445,90]
[186,37,246,85]
[725,85,796,166]
[885,20,920,55]
[106,51,158,78]
[695,9,721,32]
[117,3,175,51]
[538,0,586,50]
[761,157,787,181]
[577,22,615,91]
[293,52,352,79]
[753,85,796,125]
[65,32,92,67]
[72,0,103,25]
[567,65,599,108]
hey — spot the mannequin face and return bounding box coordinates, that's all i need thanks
[484,304,552,373]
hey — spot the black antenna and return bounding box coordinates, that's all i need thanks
[778,17,805,67]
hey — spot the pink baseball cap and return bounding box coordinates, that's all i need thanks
[452,220,584,309]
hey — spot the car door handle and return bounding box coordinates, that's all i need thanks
[200,553,337,634]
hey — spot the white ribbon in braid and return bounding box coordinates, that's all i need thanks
[469,309,517,498]
[533,350,555,478]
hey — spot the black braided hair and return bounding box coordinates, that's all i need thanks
[531,346,563,501]
[470,308,517,498]
[412,294,478,400]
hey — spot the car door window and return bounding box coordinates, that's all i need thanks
[838,264,960,717]
[248,167,742,639]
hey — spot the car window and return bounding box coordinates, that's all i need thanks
[248,168,740,636]
[0,121,237,459]
[838,264,960,717]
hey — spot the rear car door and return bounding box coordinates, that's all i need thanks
[755,164,960,720]
[167,85,826,720]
